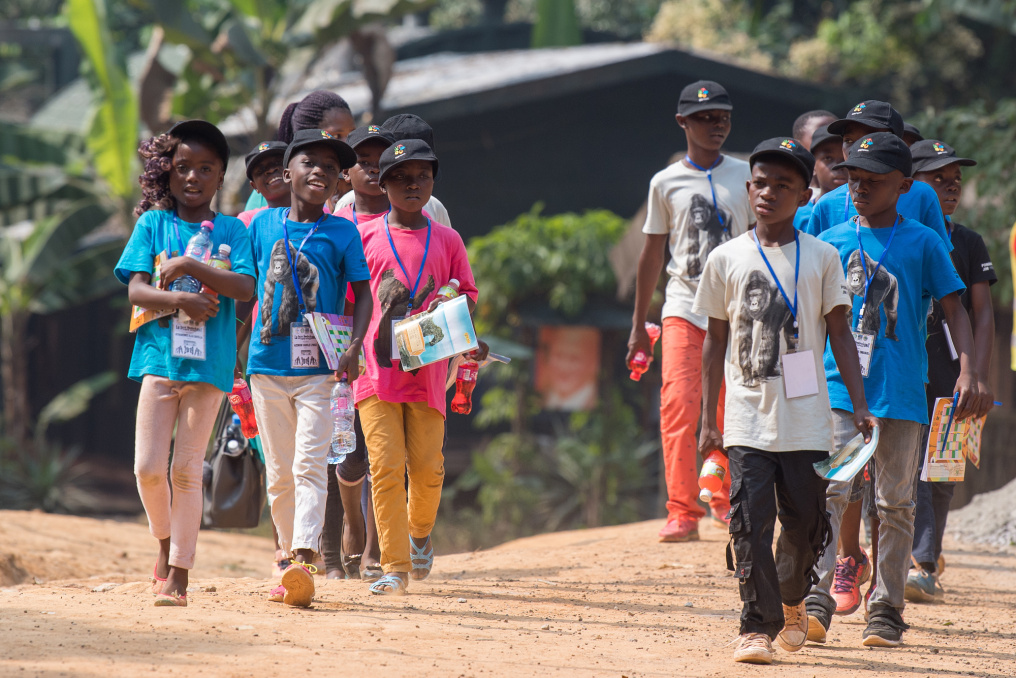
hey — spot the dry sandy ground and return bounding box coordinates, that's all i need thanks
[1,510,1014,677]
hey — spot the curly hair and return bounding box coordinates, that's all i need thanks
[133,133,180,217]
[276,90,351,144]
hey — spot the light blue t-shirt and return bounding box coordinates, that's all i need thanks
[803,181,952,251]
[247,207,370,376]
[115,210,256,393]
[793,200,815,232]
[244,190,267,211]
[819,217,964,424]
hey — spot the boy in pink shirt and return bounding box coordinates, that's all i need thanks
[354,139,485,595]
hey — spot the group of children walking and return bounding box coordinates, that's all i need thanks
[629,80,996,663]
[117,91,482,607]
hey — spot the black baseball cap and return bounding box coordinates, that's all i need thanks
[677,80,733,116]
[244,140,287,180]
[382,114,435,149]
[168,119,230,169]
[347,124,396,151]
[283,128,356,169]
[809,127,840,153]
[910,139,976,174]
[827,100,904,138]
[835,132,912,177]
[378,138,439,185]
[902,123,924,142]
[749,137,815,185]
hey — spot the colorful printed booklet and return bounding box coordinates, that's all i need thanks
[304,312,365,373]
[813,425,880,482]
[129,251,175,332]
[394,295,479,370]
[920,396,986,482]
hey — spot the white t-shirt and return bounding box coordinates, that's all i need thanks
[334,191,451,229]
[643,156,752,328]
[692,231,850,453]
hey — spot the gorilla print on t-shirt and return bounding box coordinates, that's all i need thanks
[259,239,320,344]
[735,270,798,387]
[845,249,899,340]
[373,269,435,368]
[685,194,731,278]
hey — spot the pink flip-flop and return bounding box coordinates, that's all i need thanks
[151,562,167,595]
[154,592,187,607]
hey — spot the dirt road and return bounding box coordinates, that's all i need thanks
[1,510,1013,677]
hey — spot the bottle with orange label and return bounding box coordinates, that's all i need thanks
[200,244,232,297]
[698,450,728,502]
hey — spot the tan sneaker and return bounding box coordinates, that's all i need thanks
[733,632,774,664]
[280,562,317,607]
[777,601,808,652]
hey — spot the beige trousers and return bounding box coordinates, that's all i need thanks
[134,375,223,570]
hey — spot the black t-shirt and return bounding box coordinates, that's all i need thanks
[926,222,997,411]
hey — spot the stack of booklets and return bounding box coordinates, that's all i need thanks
[394,295,479,370]
[304,312,365,373]
[921,397,985,482]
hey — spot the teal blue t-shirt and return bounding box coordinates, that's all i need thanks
[244,191,267,211]
[819,217,964,424]
[803,181,952,251]
[247,207,370,377]
[115,210,256,393]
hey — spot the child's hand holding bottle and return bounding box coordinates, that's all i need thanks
[427,278,460,312]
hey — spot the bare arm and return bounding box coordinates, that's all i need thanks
[159,257,256,301]
[697,317,728,458]
[968,281,995,416]
[626,233,668,366]
[127,271,219,323]
[940,291,983,419]
[826,305,876,442]
[234,299,255,378]
[336,279,373,383]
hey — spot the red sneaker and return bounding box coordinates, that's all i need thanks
[833,552,869,615]
[658,517,699,542]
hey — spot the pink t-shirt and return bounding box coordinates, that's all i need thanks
[237,206,267,228]
[334,204,388,228]
[353,215,477,417]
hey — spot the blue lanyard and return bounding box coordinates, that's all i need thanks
[384,213,431,313]
[281,208,326,315]
[752,229,800,339]
[844,190,853,223]
[685,155,726,229]
[167,213,187,258]
[855,215,900,325]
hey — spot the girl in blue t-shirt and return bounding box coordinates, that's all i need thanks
[114,120,256,607]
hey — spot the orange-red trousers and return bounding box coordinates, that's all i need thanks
[660,317,730,521]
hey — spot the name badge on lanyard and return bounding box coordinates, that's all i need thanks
[853,215,900,379]
[281,209,326,369]
[172,312,207,361]
[752,230,815,399]
[385,214,431,362]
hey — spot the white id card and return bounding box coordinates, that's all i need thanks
[391,315,406,360]
[171,313,206,361]
[290,321,320,369]
[782,349,819,399]
[852,330,875,378]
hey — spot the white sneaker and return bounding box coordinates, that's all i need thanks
[777,601,808,652]
[733,632,774,664]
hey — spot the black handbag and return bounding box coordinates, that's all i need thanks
[202,401,266,529]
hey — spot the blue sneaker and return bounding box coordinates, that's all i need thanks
[904,567,938,603]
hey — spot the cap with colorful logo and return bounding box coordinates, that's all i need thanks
[749,136,816,185]
[378,138,439,185]
[834,132,912,177]
[244,140,287,179]
[283,128,356,169]
[677,80,733,115]
[347,124,396,151]
[910,139,976,174]
[826,100,904,138]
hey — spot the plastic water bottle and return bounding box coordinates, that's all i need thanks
[436,278,460,299]
[698,450,728,502]
[201,244,232,297]
[227,378,258,438]
[225,414,245,455]
[169,220,214,293]
[629,322,662,381]
[329,376,355,464]
[450,359,479,415]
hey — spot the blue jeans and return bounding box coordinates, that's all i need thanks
[808,410,922,615]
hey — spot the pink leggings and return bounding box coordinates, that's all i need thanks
[134,375,223,570]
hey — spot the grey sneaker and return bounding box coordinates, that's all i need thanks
[777,601,808,652]
[805,599,831,644]
[862,603,910,647]
[733,632,774,664]
[904,568,937,603]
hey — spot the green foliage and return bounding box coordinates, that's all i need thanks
[913,99,1016,304]
[451,387,657,546]
[467,204,627,333]
[531,0,580,47]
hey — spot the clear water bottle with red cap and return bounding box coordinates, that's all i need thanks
[170,220,215,293]
[698,450,728,502]
[227,378,258,438]
[201,244,231,297]
[628,322,662,381]
[450,359,479,415]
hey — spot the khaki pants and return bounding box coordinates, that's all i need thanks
[358,396,445,574]
[250,373,333,557]
[134,375,223,570]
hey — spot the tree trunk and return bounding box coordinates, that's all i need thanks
[1,311,30,448]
